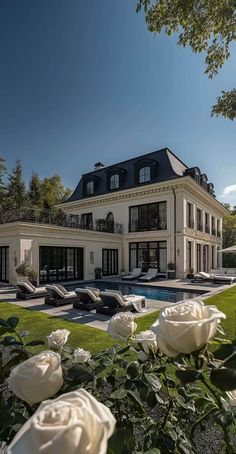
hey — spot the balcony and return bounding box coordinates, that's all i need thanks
[197,222,203,232]
[205,224,210,234]
[0,207,123,235]
[212,227,216,236]
[129,219,167,233]
[187,217,194,229]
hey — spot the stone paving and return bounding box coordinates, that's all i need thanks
[0,279,230,331]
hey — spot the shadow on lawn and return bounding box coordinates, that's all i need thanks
[214,340,236,367]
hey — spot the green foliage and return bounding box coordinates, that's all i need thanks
[0,310,235,452]
[40,174,71,209]
[15,262,30,277]
[222,211,236,268]
[28,172,42,207]
[137,0,236,120]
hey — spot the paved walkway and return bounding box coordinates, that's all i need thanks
[0,279,230,331]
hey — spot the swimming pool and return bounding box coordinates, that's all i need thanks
[69,281,205,303]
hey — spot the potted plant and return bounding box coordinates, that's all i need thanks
[186,267,194,279]
[94,267,102,279]
[167,262,176,279]
[120,268,126,277]
[28,269,38,287]
[15,261,30,281]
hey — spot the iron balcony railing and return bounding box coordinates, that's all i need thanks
[212,227,216,236]
[187,218,194,229]
[197,222,203,232]
[0,207,123,235]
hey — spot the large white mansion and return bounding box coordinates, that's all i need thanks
[0,148,227,285]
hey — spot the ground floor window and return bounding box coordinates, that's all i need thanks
[203,244,209,272]
[0,246,9,282]
[129,241,167,272]
[39,246,83,283]
[187,241,192,270]
[196,244,201,272]
[102,249,118,276]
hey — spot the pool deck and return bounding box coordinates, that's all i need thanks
[0,279,233,331]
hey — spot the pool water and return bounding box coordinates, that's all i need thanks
[70,281,204,303]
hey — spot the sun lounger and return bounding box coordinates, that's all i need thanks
[122,268,142,280]
[96,291,145,316]
[139,268,158,282]
[16,282,48,300]
[193,272,235,284]
[73,288,103,311]
[45,284,79,306]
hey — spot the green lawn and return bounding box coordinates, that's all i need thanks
[0,302,159,353]
[0,286,235,354]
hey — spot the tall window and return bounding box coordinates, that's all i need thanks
[81,213,93,229]
[102,249,118,276]
[86,181,94,195]
[196,209,203,231]
[187,203,194,228]
[109,174,119,190]
[187,241,192,270]
[139,166,151,183]
[129,202,167,232]
[211,216,216,235]
[106,212,114,233]
[39,246,83,283]
[205,213,209,233]
[129,242,167,272]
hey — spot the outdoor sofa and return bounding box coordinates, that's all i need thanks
[16,282,48,300]
[122,268,142,280]
[96,290,145,316]
[73,288,103,311]
[45,284,80,306]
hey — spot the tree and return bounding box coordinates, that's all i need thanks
[222,210,236,267]
[137,0,236,120]
[28,172,42,208]
[5,159,27,211]
[0,157,6,207]
[40,175,71,210]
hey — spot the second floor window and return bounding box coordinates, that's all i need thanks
[205,213,210,233]
[211,216,216,235]
[197,209,203,231]
[85,181,94,195]
[139,166,151,183]
[109,174,119,190]
[81,213,93,229]
[129,202,167,232]
[187,203,194,228]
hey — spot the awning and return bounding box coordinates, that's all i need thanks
[218,245,236,253]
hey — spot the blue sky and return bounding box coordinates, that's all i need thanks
[0,0,235,206]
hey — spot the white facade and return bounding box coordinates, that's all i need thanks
[0,171,227,285]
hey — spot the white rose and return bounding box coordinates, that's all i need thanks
[47,329,70,350]
[134,330,158,354]
[8,350,63,406]
[74,348,91,363]
[151,299,226,357]
[221,390,236,411]
[108,311,137,342]
[8,389,116,454]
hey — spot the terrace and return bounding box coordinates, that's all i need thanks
[0,207,123,234]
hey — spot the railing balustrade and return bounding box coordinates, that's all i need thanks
[0,207,123,235]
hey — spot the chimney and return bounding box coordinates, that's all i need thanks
[94,162,105,170]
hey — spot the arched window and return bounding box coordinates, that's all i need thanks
[86,181,94,195]
[107,212,114,233]
[139,166,151,183]
[109,174,119,190]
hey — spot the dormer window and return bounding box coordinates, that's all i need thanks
[86,181,94,195]
[139,166,151,183]
[109,174,119,190]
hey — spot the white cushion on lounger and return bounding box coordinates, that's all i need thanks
[46,285,65,298]
[102,291,130,306]
[18,282,34,293]
[55,284,69,295]
[26,281,36,291]
[199,272,211,279]
[86,287,100,298]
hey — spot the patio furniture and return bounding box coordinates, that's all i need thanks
[16,281,48,300]
[122,268,142,280]
[192,272,235,284]
[96,291,145,316]
[139,268,158,282]
[73,288,103,311]
[45,284,79,306]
